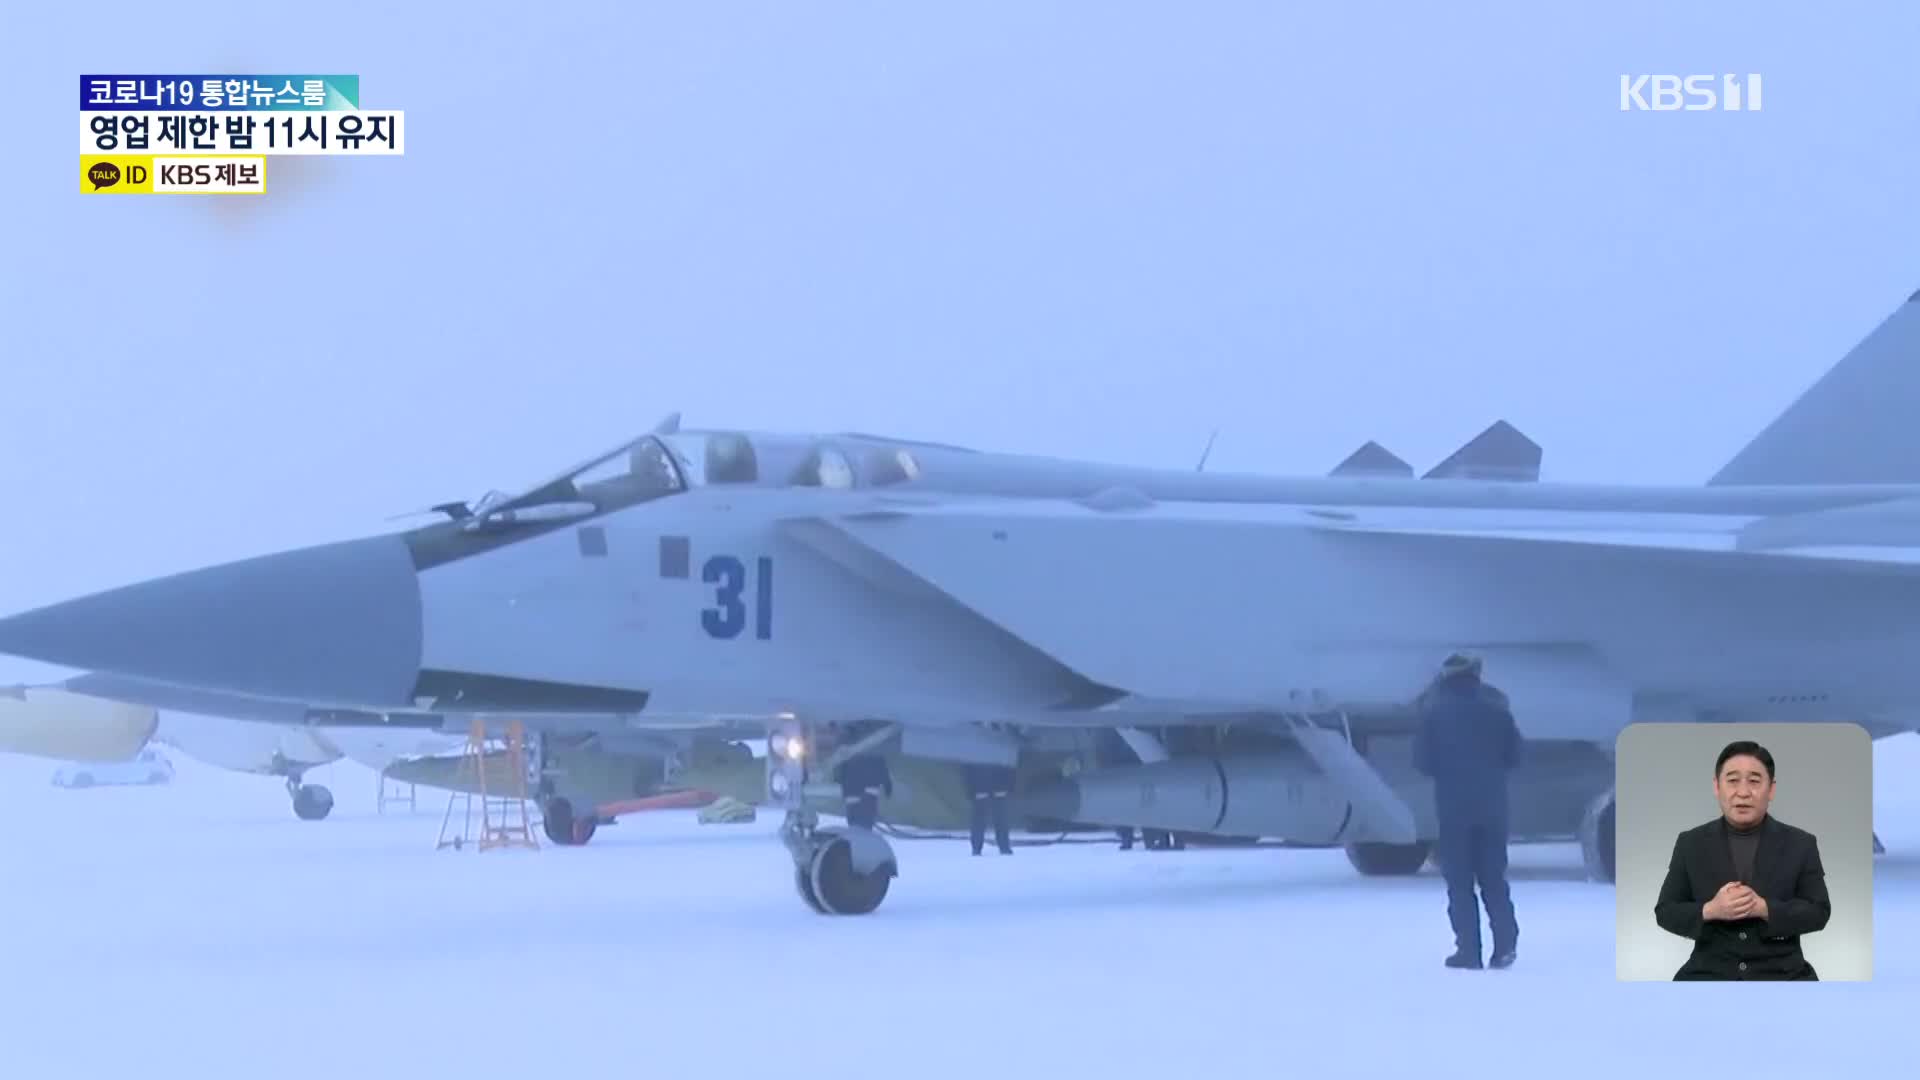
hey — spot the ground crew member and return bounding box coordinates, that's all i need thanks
[832,727,893,830]
[1116,826,1136,850]
[1413,652,1523,970]
[964,761,1016,855]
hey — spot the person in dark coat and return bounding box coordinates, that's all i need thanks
[832,731,892,830]
[1652,740,1830,980]
[1413,652,1523,970]
[963,762,1016,855]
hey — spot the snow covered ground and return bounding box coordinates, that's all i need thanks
[5,735,1920,1078]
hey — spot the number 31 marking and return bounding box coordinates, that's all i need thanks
[702,555,773,640]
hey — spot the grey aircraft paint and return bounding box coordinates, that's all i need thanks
[6,290,1920,912]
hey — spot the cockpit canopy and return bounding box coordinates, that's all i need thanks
[657,430,929,491]
[436,427,940,537]
[453,435,686,532]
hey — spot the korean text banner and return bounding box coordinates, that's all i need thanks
[80,76,359,111]
[81,112,403,156]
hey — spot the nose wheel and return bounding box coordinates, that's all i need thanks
[795,864,826,913]
[785,814,896,915]
[768,718,899,915]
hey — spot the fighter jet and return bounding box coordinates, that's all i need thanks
[383,728,1093,843]
[45,671,746,840]
[386,741,715,845]
[31,669,1620,862]
[147,712,465,819]
[0,685,157,763]
[8,290,1920,914]
[3,679,463,819]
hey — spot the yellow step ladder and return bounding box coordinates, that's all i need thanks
[436,718,540,852]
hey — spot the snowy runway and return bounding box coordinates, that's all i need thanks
[6,739,1920,1077]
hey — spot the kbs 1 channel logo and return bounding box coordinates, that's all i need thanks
[78,74,404,196]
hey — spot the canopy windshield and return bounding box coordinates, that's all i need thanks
[658,431,925,490]
[460,435,685,530]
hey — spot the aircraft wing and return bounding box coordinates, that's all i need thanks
[1278,500,1920,569]
[810,492,1920,567]
[778,493,1920,712]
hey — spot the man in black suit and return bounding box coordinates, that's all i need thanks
[1653,739,1831,980]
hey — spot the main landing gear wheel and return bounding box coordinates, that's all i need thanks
[768,719,898,915]
[542,798,598,846]
[1345,840,1432,876]
[291,783,334,821]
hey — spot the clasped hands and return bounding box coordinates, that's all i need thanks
[1703,881,1770,923]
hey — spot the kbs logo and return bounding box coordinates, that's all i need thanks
[1620,74,1762,112]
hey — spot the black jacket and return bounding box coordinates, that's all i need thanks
[1412,676,1521,825]
[963,762,1016,796]
[834,753,893,797]
[1653,815,1830,980]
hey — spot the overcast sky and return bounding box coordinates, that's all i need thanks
[5,1,1920,682]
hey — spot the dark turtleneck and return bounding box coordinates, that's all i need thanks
[1726,816,1763,883]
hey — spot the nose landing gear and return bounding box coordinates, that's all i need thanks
[784,809,895,915]
[769,720,898,915]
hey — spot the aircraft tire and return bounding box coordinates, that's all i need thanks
[542,798,596,846]
[292,784,334,821]
[795,865,827,913]
[1344,840,1430,876]
[807,835,891,915]
[1579,790,1616,883]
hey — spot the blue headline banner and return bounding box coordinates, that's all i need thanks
[80,75,359,111]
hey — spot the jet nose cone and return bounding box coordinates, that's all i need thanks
[0,535,422,707]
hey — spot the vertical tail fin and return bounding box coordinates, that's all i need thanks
[1422,421,1541,481]
[1711,290,1920,485]
[1329,441,1414,478]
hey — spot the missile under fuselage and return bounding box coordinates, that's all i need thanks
[1021,750,1357,843]
[1019,741,1612,844]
